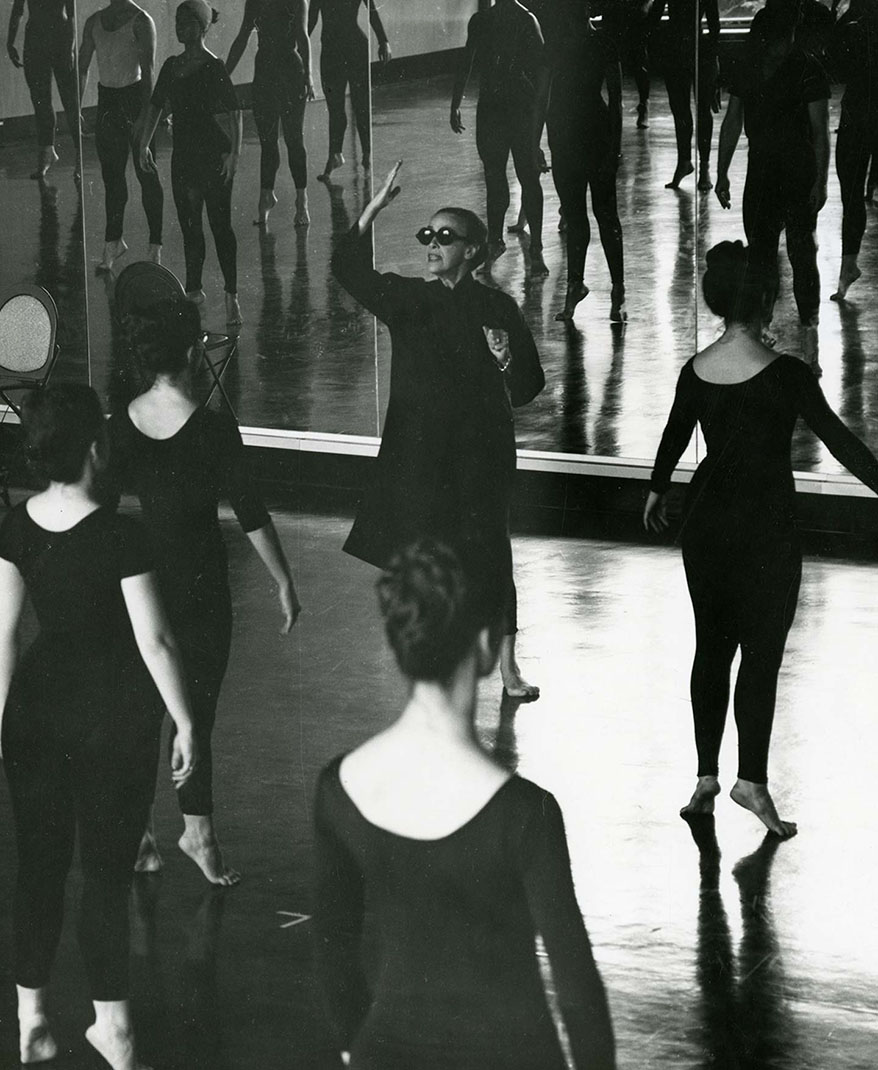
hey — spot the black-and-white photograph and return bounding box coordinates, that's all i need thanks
[1,0,877,1066]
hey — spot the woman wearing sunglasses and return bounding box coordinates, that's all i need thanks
[331,162,545,698]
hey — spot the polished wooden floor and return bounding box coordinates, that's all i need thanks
[3,73,878,474]
[1,505,877,1068]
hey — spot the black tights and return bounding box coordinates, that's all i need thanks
[683,535,801,785]
[550,126,623,290]
[253,62,308,191]
[23,25,78,148]
[3,710,160,999]
[663,55,717,169]
[172,163,237,294]
[320,36,370,158]
[476,102,543,246]
[96,83,163,244]
[836,117,878,257]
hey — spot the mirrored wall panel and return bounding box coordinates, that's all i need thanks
[77,0,379,431]
[1,0,88,385]
[369,0,700,464]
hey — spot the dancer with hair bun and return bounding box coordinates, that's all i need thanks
[108,295,301,886]
[645,241,878,839]
[138,0,244,325]
[0,383,196,1070]
[313,538,617,1070]
[332,162,545,699]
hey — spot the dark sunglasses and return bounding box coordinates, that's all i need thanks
[416,226,468,247]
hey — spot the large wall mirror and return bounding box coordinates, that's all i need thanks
[3,0,874,481]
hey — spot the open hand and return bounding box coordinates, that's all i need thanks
[450,108,465,134]
[220,151,239,184]
[643,490,669,533]
[302,77,316,101]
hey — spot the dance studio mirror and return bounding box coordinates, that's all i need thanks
[0,0,88,387]
[77,0,379,432]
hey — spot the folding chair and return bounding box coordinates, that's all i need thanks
[0,285,60,506]
[114,262,238,415]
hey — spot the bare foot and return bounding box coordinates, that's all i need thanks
[134,831,163,874]
[697,166,713,192]
[610,285,627,324]
[502,674,540,700]
[20,1018,58,1064]
[86,1023,152,1070]
[294,190,310,227]
[530,247,549,276]
[146,243,162,265]
[225,293,243,326]
[318,152,345,181]
[730,779,797,839]
[97,239,128,273]
[186,289,206,306]
[636,102,649,129]
[30,146,58,180]
[830,257,861,301]
[665,161,694,189]
[179,831,241,886]
[254,188,278,227]
[554,281,589,321]
[485,238,507,262]
[680,775,721,817]
[507,221,527,235]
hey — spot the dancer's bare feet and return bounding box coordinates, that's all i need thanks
[530,246,549,276]
[508,206,527,234]
[254,188,278,227]
[666,161,694,189]
[499,635,539,700]
[19,1018,58,1064]
[697,165,713,192]
[830,255,862,301]
[610,285,627,324]
[225,293,243,326]
[294,189,310,227]
[146,243,162,265]
[680,775,721,817]
[554,281,589,321]
[134,829,163,874]
[730,779,797,839]
[97,239,128,273]
[86,1023,152,1070]
[485,238,507,262]
[30,146,58,180]
[636,101,649,129]
[179,818,241,886]
[186,289,206,306]
[317,152,345,181]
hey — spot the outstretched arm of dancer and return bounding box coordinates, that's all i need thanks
[226,0,257,77]
[364,0,390,64]
[450,14,479,133]
[808,98,830,212]
[0,558,26,759]
[714,93,743,209]
[122,571,198,786]
[6,0,25,68]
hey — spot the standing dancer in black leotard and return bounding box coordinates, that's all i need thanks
[644,242,878,839]
[650,0,720,190]
[548,0,625,323]
[227,0,315,227]
[827,0,878,300]
[79,0,164,272]
[599,0,654,128]
[314,539,616,1070]
[0,384,197,1070]
[308,0,389,180]
[333,163,545,698]
[451,0,550,274]
[6,0,81,179]
[109,297,301,885]
[715,3,830,373]
[138,0,244,326]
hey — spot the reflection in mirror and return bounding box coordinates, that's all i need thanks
[1,0,88,386]
[78,0,379,433]
[698,0,878,476]
[370,0,699,463]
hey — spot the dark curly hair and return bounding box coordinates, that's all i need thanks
[21,383,105,484]
[702,241,767,326]
[377,539,503,682]
[123,296,202,384]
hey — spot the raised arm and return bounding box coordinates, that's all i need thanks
[715,92,743,209]
[121,571,197,786]
[7,0,26,68]
[520,791,616,1070]
[225,0,257,77]
[0,557,26,758]
[313,771,371,1052]
[450,14,479,133]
